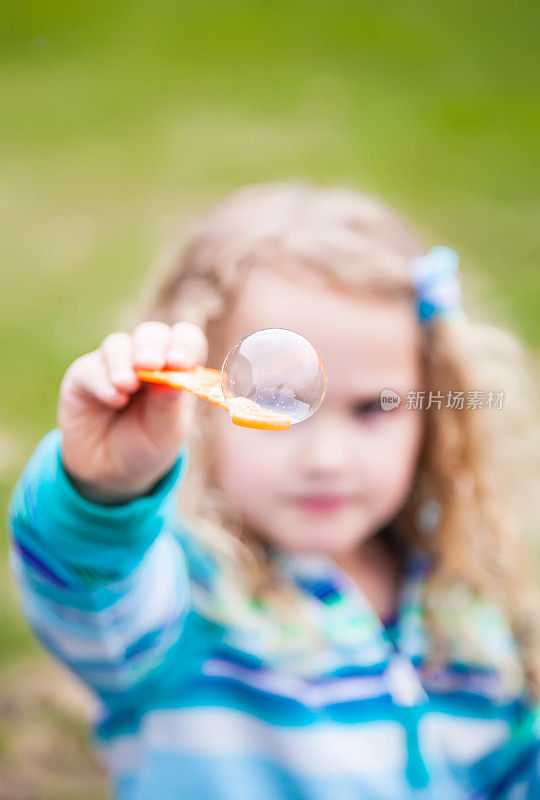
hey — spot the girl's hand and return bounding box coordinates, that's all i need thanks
[58,321,208,504]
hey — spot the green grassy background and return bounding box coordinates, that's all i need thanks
[1,0,538,699]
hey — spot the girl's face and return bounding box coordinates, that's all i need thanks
[207,264,424,558]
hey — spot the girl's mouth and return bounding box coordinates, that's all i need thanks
[291,494,351,513]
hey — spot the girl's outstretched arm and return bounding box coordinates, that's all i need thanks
[6,320,208,700]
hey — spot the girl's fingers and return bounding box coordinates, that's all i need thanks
[132,321,171,370]
[100,331,139,392]
[166,321,209,369]
[67,352,130,407]
[69,322,208,414]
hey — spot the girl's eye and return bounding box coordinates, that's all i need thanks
[352,398,384,417]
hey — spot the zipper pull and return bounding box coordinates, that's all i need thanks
[386,652,427,706]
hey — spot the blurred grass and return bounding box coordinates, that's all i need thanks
[0,656,108,798]
[1,0,539,667]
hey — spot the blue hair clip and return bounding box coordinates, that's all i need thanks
[409,246,465,324]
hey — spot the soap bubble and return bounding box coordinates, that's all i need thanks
[221,328,327,424]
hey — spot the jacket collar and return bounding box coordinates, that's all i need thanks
[266,546,432,671]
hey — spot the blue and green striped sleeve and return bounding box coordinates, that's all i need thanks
[7,428,191,699]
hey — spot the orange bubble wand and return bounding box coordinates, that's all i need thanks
[135,366,293,430]
[135,328,327,432]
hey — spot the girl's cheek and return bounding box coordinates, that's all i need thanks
[359,414,421,477]
[213,434,279,493]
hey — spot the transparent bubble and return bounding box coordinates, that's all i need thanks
[221,328,327,424]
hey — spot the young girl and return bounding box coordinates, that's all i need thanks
[8,183,539,799]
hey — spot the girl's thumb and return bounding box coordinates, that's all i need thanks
[141,383,195,448]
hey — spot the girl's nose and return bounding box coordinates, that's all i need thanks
[295,415,354,478]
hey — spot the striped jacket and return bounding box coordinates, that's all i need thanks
[8,428,539,799]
